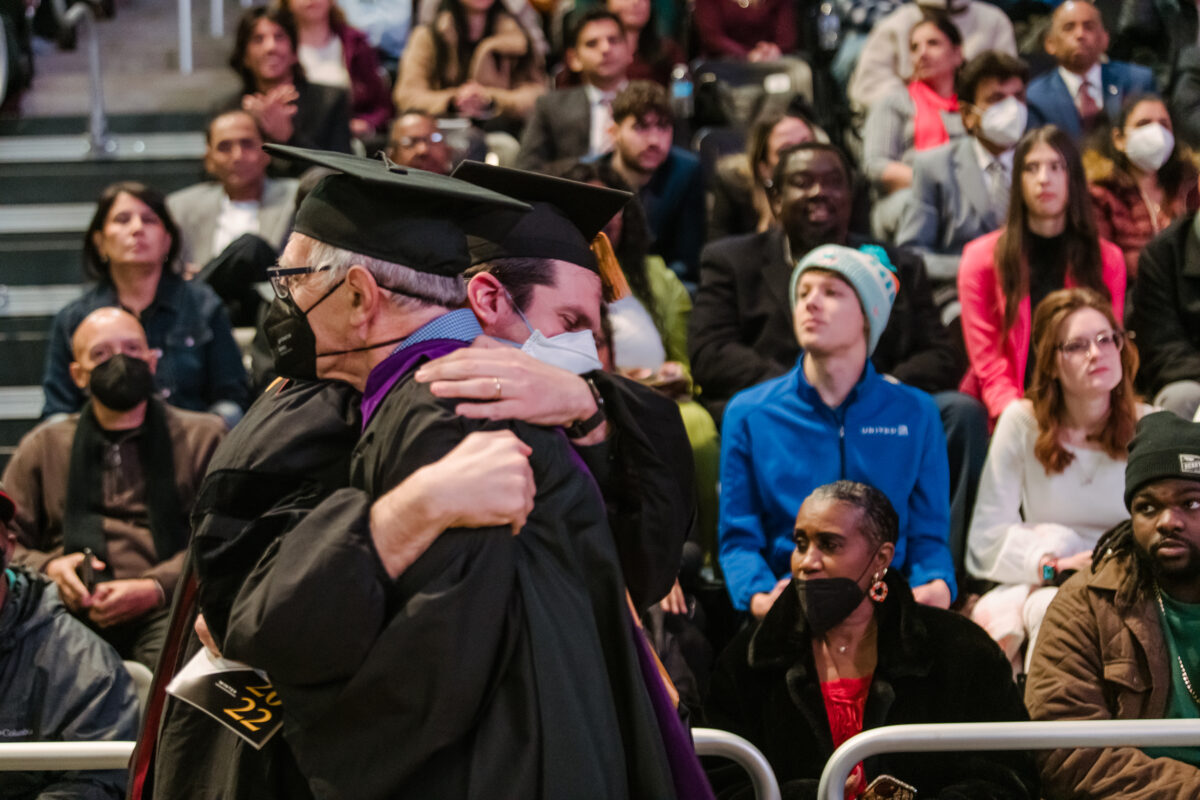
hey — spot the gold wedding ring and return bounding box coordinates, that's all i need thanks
[493,377,502,400]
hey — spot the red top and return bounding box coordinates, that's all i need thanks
[821,675,872,799]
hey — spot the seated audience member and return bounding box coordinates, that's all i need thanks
[223,7,352,176]
[1026,410,1200,797]
[1026,0,1157,142]
[42,182,249,427]
[718,244,957,619]
[0,486,140,800]
[393,0,545,131]
[167,110,299,326]
[607,0,684,86]
[896,50,1030,296]
[691,143,964,424]
[849,0,1016,112]
[1131,177,1200,420]
[387,110,455,173]
[863,10,965,240]
[968,288,1149,670]
[828,0,905,88]
[707,104,821,242]
[8,308,226,668]
[517,9,631,170]
[958,126,1125,423]
[692,0,794,62]
[597,81,703,283]
[706,481,1037,798]
[1085,93,1199,281]
[281,0,393,139]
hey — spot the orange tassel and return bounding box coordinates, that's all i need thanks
[592,231,630,303]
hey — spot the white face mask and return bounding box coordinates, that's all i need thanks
[1123,122,1174,173]
[510,296,603,375]
[978,96,1028,150]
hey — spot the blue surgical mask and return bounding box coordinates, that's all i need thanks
[511,295,603,375]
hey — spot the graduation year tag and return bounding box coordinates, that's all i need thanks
[167,649,284,749]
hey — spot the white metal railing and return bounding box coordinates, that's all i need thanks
[693,727,781,800]
[818,719,1200,800]
[0,742,134,771]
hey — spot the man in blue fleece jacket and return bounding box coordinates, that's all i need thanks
[719,244,957,618]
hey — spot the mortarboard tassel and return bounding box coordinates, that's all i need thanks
[592,231,630,303]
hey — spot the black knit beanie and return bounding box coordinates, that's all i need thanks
[1124,411,1200,509]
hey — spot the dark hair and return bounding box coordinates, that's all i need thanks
[1028,288,1139,473]
[230,6,302,93]
[995,126,1108,331]
[1098,93,1191,198]
[808,481,899,546]
[431,0,510,87]
[770,142,854,197]
[204,109,264,144]
[611,80,673,126]
[464,257,556,312]
[83,182,181,280]
[909,9,963,50]
[558,160,658,325]
[746,107,817,189]
[1091,519,1152,610]
[568,8,624,50]
[956,50,1029,107]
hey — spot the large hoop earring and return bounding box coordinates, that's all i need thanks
[869,571,888,603]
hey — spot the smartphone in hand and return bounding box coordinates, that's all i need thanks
[75,547,97,594]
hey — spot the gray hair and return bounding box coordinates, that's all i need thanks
[299,234,467,309]
[808,481,899,545]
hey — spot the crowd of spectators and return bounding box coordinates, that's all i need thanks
[8,0,1200,795]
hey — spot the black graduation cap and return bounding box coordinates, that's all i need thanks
[450,161,631,274]
[265,145,531,278]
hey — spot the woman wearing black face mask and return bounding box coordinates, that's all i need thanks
[705,481,1039,800]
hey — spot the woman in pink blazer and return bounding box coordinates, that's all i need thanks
[959,125,1126,422]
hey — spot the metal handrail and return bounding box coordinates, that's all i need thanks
[55,0,113,155]
[0,742,135,771]
[693,727,782,800]
[817,719,1200,800]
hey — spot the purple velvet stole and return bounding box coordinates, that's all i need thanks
[360,338,468,430]
[362,339,713,797]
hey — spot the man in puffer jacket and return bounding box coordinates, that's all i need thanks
[0,486,139,800]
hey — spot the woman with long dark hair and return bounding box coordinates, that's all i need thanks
[958,125,1126,422]
[967,288,1149,670]
[606,0,684,86]
[42,182,248,426]
[280,0,393,138]
[1084,93,1199,280]
[393,0,545,125]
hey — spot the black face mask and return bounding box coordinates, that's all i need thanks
[89,353,156,412]
[263,279,345,380]
[794,549,882,636]
[263,278,418,380]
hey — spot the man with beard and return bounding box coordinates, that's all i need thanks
[217,147,691,799]
[596,80,704,284]
[1026,410,1200,798]
[2,307,225,669]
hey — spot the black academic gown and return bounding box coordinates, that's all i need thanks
[149,379,361,800]
[223,370,679,800]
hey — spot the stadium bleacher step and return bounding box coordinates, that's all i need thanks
[0,114,207,469]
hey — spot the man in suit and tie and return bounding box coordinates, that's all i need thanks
[516,9,631,171]
[167,110,298,325]
[1026,0,1157,142]
[896,51,1029,318]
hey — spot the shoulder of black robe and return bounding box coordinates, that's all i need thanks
[579,371,695,612]
[242,371,676,800]
[190,378,361,645]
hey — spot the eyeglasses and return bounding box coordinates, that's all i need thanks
[394,132,444,148]
[1057,330,1125,358]
[266,264,333,300]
